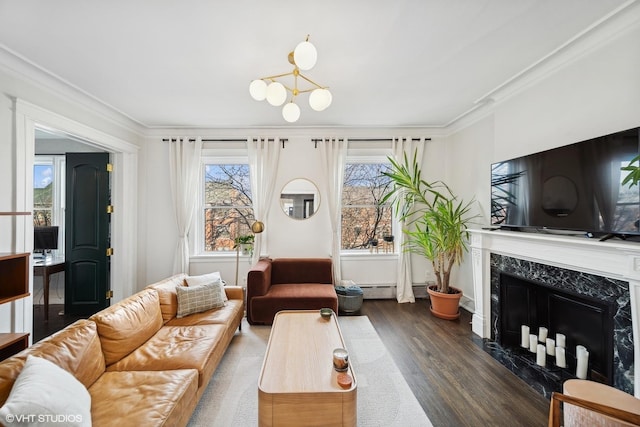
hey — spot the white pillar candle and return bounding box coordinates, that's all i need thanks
[556,347,566,368]
[536,344,546,367]
[546,338,556,356]
[521,325,530,348]
[556,333,566,348]
[529,334,538,353]
[576,346,589,379]
[538,327,548,343]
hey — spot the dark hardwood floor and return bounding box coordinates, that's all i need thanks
[32,304,86,343]
[32,299,549,426]
[360,299,549,427]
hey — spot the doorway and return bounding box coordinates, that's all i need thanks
[32,128,112,341]
[13,98,139,346]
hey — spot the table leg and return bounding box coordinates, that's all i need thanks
[43,271,49,322]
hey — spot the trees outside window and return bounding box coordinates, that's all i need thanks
[33,162,54,226]
[203,164,255,252]
[341,162,393,251]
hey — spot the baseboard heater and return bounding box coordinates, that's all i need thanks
[357,284,428,299]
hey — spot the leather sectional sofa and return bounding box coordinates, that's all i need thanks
[0,273,243,427]
[247,257,338,325]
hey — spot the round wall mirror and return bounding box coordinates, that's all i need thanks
[280,178,320,220]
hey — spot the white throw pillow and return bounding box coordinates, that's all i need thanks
[176,280,226,318]
[0,355,91,426]
[185,272,228,301]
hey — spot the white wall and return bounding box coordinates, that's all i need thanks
[449,16,640,308]
[140,135,335,287]
[139,134,414,292]
[266,137,333,258]
[446,117,495,309]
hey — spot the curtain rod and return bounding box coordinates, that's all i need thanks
[162,137,428,149]
[162,138,288,148]
[310,137,431,148]
[310,138,431,142]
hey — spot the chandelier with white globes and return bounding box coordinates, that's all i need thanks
[249,35,332,123]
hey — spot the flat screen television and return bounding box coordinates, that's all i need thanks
[491,126,640,240]
[34,226,59,252]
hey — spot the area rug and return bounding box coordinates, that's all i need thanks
[188,315,433,426]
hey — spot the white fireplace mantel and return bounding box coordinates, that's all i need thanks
[469,228,640,396]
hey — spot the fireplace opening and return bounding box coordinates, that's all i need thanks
[499,272,615,385]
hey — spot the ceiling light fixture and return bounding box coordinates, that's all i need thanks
[249,35,332,123]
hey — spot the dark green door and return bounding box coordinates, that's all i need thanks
[65,152,110,315]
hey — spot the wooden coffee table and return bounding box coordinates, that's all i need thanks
[258,310,357,427]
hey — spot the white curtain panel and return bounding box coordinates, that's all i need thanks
[392,137,425,303]
[248,137,281,264]
[320,138,348,284]
[168,137,203,274]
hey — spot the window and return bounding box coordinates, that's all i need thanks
[33,155,65,255]
[33,162,54,226]
[341,162,393,251]
[202,162,255,253]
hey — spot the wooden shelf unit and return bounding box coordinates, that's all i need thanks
[0,333,29,360]
[0,252,30,360]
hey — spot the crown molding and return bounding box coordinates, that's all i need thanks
[0,44,145,137]
[144,126,451,140]
[445,0,640,136]
[473,0,640,107]
[1,0,638,140]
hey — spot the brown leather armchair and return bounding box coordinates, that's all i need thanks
[246,258,338,325]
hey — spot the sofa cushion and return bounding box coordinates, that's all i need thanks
[147,273,232,323]
[146,274,187,323]
[90,369,198,427]
[175,281,226,318]
[167,299,243,328]
[185,272,228,302]
[0,319,105,406]
[106,324,226,388]
[0,355,91,427]
[90,289,164,366]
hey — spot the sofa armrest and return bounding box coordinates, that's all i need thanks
[224,286,244,300]
[247,259,272,298]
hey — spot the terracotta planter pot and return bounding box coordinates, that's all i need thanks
[427,285,462,320]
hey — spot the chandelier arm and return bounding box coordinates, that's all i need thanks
[298,73,326,89]
[295,88,319,94]
[259,70,295,81]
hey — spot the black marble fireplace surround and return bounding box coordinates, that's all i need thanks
[482,254,634,398]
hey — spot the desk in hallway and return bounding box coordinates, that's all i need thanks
[33,256,65,321]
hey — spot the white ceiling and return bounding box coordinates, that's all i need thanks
[0,0,632,129]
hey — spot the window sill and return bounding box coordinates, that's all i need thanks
[190,253,252,262]
[340,251,398,259]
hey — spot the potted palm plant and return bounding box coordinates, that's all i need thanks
[381,149,476,319]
